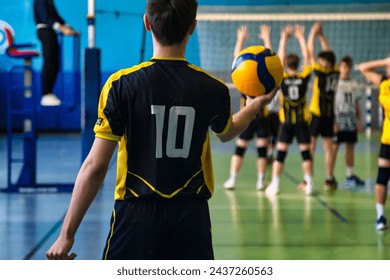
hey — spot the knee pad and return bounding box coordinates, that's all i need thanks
[376,167,390,186]
[257,147,267,158]
[276,150,287,163]
[235,146,246,157]
[301,150,312,161]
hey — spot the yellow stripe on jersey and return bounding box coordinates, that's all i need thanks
[126,169,203,198]
[103,207,117,260]
[201,132,214,195]
[309,62,339,116]
[114,136,129,201]
[94,61,156,141]
[310,75,321,116]
[380,77,390,145]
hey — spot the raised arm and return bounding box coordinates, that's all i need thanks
[234,25,249,58]
[358,57,390,87]
[277,25,294,68]
[317,23,330,51]
[294,25,309,66]
[258,24,272,49]
[307,22,322,65]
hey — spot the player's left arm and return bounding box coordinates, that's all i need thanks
[317,23,330,51]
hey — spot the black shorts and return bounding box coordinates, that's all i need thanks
[239,115,270,140]
[334,130,358,144]
[102,198,214,260]
[379,143,390,160]
[310,115,334,138]
[278,122,311,144]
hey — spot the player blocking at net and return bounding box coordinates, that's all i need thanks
[46,0,279,260]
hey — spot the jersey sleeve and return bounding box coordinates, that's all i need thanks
[210,85,232,135]
[94,75,125,142]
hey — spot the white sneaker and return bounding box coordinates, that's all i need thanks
[256,180,267,191]
[265,181,279,196]
[223,177,236,190]
[305,183,313,196]
[41,93,61,106]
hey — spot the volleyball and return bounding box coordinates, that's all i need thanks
[231,45,284,97]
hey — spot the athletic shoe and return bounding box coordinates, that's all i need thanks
[41,93,61,106]
[376,216,388,231]
[223,177,236,190]
[305,182,313,196]
[265,181,279,196]
[256,180,267,191]
[297,181,313,196]
[323,177,338,191]
[346,175,365,186]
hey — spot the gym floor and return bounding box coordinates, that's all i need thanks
[0,131,388,260]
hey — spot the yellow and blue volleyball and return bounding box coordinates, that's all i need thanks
[231,45,283,97]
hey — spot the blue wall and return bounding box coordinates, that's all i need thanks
[0,0,389,131]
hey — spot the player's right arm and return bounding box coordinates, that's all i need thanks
[46,138,117,260]
[277,25,293,68]
[258,24,272,50]
[307,22,322,65]
[358,57,390,87]
[294,25,309,66]
[234,25,249,58]
[217,86,279,142]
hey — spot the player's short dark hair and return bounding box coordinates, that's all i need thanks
[318,50,336,67]
[146,0,198,46]
[286,54,300,70]
[340,55,353,68]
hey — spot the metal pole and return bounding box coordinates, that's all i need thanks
[87,0,95,48]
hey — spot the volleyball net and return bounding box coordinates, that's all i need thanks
[192,5,390,133]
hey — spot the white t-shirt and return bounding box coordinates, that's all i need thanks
[334,78,362,131]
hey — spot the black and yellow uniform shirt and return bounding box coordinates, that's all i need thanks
[380,76,390,145]
[280,65,312,124]
[94,58,232,200]
[309,62,340,117]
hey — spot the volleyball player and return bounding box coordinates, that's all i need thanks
[332,55,365,187]
[307,22,339,191]
[265,25,314,196]
[358,55,390,231]
[224,25,272,191]
[46,0,278,260]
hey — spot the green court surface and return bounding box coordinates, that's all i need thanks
[209,131,389,260]
[0,132,388,260]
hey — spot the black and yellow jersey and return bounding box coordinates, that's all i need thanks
[280,65,312,124]
[380,76,390,145]
[94,57,232,200]
[309,62,340,117]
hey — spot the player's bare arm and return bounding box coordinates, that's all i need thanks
[46,138,117,260]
